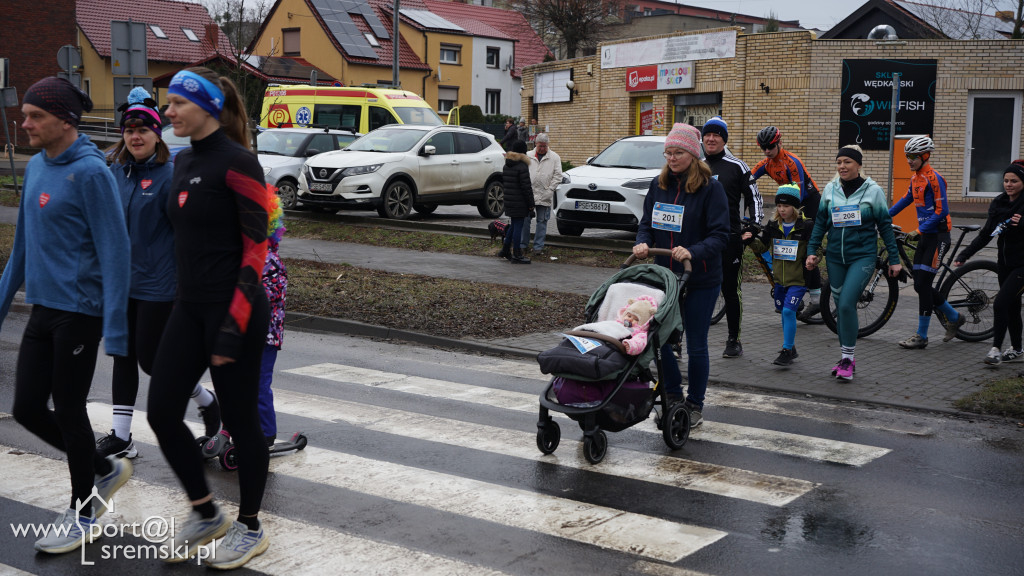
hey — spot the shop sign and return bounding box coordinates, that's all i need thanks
[626,61,693,92]
[839,59,937,150]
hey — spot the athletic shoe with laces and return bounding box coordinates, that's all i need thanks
[198,394,222,438]
[943,313,966,342]
[682,400,703,428]
[33,508,98,554]
[1000,347,1024,363]
[898,334,928,349]
[93,454,132,518]
[984,347,1002,365]
[722,338,743,358]
[163,506,230,563]
[832,358,856,381]
[207,520,270,570]
[96,430,138,459]
[773,347,798,366]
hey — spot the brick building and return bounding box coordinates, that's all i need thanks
[521,28,1024,203]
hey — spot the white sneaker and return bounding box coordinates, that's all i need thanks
[984,347,1002,365]
[163,507,230,563]
[1001,348,1024,363]
[207,520,269,570]
[33,508,98,554]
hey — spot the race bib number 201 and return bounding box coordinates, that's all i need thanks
[652,202,684,232]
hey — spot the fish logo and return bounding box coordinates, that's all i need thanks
[178,191,188,207]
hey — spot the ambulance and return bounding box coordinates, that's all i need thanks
[260,85,445,133]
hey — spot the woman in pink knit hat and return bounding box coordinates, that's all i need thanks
[632,122,730,429]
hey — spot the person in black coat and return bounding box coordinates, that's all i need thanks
[500,140,535,264]
[500,119,518,151]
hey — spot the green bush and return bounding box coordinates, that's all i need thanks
[561,159,574,172]
[458,105,485,124]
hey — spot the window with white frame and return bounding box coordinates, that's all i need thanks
[182,28,199,42]
[486,47,500,68]
[485,90,500,115]
[439,44,461,65]
[150,25,167,39]
[438,87,458,113]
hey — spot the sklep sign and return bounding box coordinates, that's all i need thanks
[626,61,694,92]
[839,59,937,150]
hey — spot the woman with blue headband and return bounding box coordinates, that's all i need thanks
[147,67,272,570]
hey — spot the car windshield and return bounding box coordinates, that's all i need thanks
[257,131,307,157]
[161,126,190,147]
[590,139,665,170]
[392,107,444,126]
[347,128,429,153]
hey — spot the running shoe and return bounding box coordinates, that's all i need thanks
[1000,348,1024,363]
[722,338,743,358]
[96,430,137,459]
[94,455,133,518]
[198,394,222,438]
[832,358,856,381]
[683,400,703,428]
[984,347,1002,365]
[33,508,98,554]
[898,334,928,349]
[163,507,230,563]
[207,520,270,570]
[773,347,798,366]
[943,313,966,342]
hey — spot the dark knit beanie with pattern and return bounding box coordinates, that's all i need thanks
[23,77,93,127]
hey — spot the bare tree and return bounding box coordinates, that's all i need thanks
[910,0,1008,39]
[507,0,625,59]
[196,0,275,122]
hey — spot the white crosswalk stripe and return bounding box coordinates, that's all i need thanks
[286,363,891,466]
[0,444,513,575]
[83,405,727,563]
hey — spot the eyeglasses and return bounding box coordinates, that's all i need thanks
[663,151,688,159]
[760,143,777,151]
[906,153,921,161]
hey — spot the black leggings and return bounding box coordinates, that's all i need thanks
[111,299,174,406]
[912,232,951,316]
[11,306,108,512]
[721,236,743,340]
[993,265,1024,351]
[147,297,270,516]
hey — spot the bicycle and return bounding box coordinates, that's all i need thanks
[818,224,999,340]
[709,218,823,326]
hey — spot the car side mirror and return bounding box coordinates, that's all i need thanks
[305,149,321,157]
[586,156,594,165]
[421,145,436,156]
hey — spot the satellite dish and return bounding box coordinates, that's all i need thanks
[868,24,898,40]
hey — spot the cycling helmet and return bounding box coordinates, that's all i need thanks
[757,126,781,147]
[904,136,935,154]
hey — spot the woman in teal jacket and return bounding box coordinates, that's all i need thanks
[806,146,902,381]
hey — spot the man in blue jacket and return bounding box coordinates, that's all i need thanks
[0,77,132,555]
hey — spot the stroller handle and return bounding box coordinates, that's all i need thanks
[622,248,692,283]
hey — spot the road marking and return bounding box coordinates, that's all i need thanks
[83,407,727,563]
[286,363,891,466]
[0,444,512,575]
[428,357,932,436]
[0,563,33,576]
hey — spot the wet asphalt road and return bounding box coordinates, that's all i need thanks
[0,306,1022,575]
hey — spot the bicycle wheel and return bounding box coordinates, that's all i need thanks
[937,259,999,342]
[821,262,900,337]
[709,289,726,325]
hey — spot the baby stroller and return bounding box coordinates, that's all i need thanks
[536,249,691,464]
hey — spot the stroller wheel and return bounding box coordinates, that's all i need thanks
[583,430,608,464]
[662,403,691,450]
[536,421,561,455]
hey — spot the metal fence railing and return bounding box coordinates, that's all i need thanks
[78,110,121,145]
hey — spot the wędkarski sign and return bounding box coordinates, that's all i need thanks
[839,59,937,150]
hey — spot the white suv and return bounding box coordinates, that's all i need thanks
[553,136,667,236]
[297,124,506,219]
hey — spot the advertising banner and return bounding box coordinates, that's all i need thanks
[626,61,693,92]
[839,59,936,150]
[602,30,735,68]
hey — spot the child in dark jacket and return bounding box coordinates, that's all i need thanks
[259,190,288,446]
[743,184,811,366]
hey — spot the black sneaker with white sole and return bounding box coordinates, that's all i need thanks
[722,338,743,358]
[96,430,138,459]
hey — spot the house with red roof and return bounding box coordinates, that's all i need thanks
[75,0,237,117]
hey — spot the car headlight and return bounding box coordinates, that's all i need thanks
[561,174,571,184]
[622,177,654,190]
[262,166,272,176]
[341,164,383,176]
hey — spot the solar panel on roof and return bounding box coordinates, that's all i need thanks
[310,0,379,60]
[399,9,464,32]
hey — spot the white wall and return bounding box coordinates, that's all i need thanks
[471,38,520,118]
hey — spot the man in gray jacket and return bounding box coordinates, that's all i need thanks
[522,133,562,255]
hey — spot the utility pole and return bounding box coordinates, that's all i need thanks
[392,0,400,88]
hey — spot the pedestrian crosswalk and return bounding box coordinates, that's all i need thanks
[0,356,905,574]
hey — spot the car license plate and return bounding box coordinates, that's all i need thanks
[575,200,609,213]
[309,182,334,192]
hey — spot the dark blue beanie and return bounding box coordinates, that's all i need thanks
[702,116,728,143]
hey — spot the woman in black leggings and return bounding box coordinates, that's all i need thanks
[954,160,1024,365]
[150,67,271,570]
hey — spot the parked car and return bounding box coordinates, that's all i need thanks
[161,125,190,158]
[553,136,667,236]
[297,124,505,219]
[257,127,359,209]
